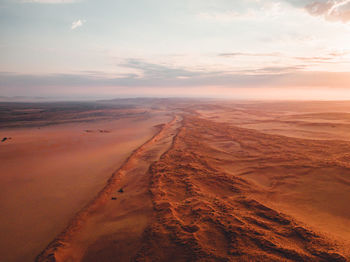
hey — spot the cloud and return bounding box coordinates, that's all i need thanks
[284,0,350,22]
[293,56,334,63]
[244,65,305,75]
[71,19,85,30]
[0,58,311,92]
[2,70,350,97]
[219,50,350,66]
[218,52,282,57]
[292,51,349,63]
[119,59,207,79]
[306,0,350,22]
[195,0,350,23]
[0,59,320,90]
[196,2,285,22]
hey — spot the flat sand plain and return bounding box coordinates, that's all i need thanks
[0,101,171,262]
[2,99,350,261]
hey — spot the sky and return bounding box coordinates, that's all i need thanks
[1,0,350,100]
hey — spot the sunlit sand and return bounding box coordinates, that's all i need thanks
[1,99,348,261]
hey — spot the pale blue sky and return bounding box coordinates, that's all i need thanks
[1,0,350,100]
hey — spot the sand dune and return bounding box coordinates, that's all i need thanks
[36,115,182,261]
[36,101,350,261]
[134,116,349,261]
[1,100,350,261]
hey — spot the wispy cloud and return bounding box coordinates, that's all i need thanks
[307,1,350,22]
[284,0,350,22]
[196,2,284,22]
[218,52,282,57]
[219,50,350,67]
[243,65,305,75]
[2,68,350,91]
[292,51,349,62]
[293,56,334,63]
[71,19,85,30]
[0,58,307,91]
[119,59,205,79]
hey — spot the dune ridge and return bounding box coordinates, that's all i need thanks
[36,115,181,261]
[134,116,348,261]
[37,112,350,261]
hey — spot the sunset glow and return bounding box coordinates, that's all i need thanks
[1,0,350,100]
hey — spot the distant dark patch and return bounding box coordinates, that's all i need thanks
[1,137,7,142]
[98,129,111,133]
[85,129,111,133]
[111,197,117,200]
[118,188,124,193]
[0,100,142,129]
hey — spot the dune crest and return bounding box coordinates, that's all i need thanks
[37,113,349,261]
[135,116,348,261]
[36,116,182,262]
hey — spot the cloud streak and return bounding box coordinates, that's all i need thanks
[71,19,85,30]
[218,52,282,57]
[1,58,348,90]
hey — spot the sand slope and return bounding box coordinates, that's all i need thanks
[0,108,170,262]
[37,112,350,261]
[134,116,348,261]
[36,116,182,262]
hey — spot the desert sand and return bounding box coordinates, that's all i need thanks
[0,101,171,262]
[1,99,350,261]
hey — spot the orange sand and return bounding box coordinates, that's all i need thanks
[0,110,170,262]
[2,100,350,262]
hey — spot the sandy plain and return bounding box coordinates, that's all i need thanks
[0,100,171,262]
[1,99,350,261]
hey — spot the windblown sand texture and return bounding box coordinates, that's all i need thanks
[36,100,350,262]
[1,100,350,261]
